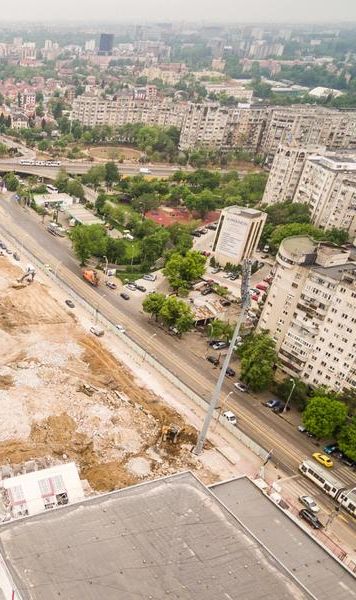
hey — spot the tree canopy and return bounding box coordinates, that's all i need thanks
[163,250,206,292]
[238,331,278,392]
[302,396,348,439]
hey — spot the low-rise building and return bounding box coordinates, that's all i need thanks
[212,206,267,267]
[258,236,356,391]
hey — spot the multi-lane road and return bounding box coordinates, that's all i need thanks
[1,193,355,496]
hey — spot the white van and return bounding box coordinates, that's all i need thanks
[222,411,237,426]
[139,167,151,174]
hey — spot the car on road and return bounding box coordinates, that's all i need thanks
[297,425,306,433]
[212,341,229,350]
[143,273,157,281]
[312,452,333,468]
[265,399,281,409]
[206,355,219,366]
[220,299,231,307]
[222,411,237,426]
[272,403,290,413]
[120,292,130,300]
[299,495,320,513]
[136,284,146,292]
[116,324,126,333]
[224,367,236,377]
[299,509,323,529]
[211,267,221,274]
[105,281,117,290]
[191,230,201,237]
[234,382,248,393]
[323,443,338,455]
[65,299,75,308]
[126,283,137,291]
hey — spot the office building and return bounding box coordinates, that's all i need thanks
[98,33,114,56]
[262,144,326,205]
[212,206,267,267]
[258,236,356,391]
[85,39,96,52]
[293,155,356,240]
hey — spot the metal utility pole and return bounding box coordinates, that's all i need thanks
[283,378,296,413]
[193,259,251,455]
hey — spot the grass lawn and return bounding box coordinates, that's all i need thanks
[116,270,145,283]
[123,239,141,262]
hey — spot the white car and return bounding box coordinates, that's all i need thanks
[143,273,157,281]
[299,495,320,513]
[222,411,237,426]
[116,324,126,333]
[234,382,248,393]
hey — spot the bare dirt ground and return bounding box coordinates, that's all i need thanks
[88,145,142,162]
[0,257,212,492]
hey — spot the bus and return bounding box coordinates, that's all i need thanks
[299,460,356,517]
[46,184,58,194]
[19,159,61,167]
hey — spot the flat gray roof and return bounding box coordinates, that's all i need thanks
[211,477,356,600]
[312,262,356,282]
[64,205,103,225]
[0,472,311,600]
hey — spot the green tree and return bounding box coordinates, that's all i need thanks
[0,142,7,157]
[143,292,166,321]
[269,223,348,252]
[159,296,194,335]
[141,229,170,268]
[104,161,120,189]
[164,250,206,292]
[3,172,19,191]
[263,200,311,226]
[238,332,278,392]
[302,396,348,439]
[276,378,309,411]
[69,224,107,265]
[83,165,106,189]
[67,179,85,201]
[337,417,356,461]
[207,319,234,342]
[55,168,69,193]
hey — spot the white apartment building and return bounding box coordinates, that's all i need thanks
[293,155,356,239]
[262,144,326,205]
[179,102,233,150]
[204,82,253,102]
[212,206,267,267]
[71,95,186,129]
[258,236,356,391]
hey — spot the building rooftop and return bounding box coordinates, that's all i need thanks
[224,206,265,218]
[0,472,315,600]
[64,205,103,226]
[281,235,316,257]
[312,261,356,282]
[211,477,356,600]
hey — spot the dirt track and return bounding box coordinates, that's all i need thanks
[0,257,210,491]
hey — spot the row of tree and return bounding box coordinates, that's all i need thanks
[143,293,194,335]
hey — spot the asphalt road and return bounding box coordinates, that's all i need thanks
[0,194,355,495]
[0,159,182,179]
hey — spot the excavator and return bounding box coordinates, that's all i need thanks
[82,269,99,287]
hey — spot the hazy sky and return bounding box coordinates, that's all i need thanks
[1,0,356,23]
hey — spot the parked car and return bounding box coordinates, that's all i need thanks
[212,341,229,350]
[299,509,323,529]
[272,403,290,413]
[136,285,146,292]
[105,281,117,290]
[251,294,259,302]
[207,355,219,366]
[222,411,237,426]
[312,452,333,468]
[13,253,20,261]
[265,399,281,409]
[224,272,233,278]
[297,425,306,433]
[229,274,239,280]
[120,292,130,300]
[234,381,248,393]
[299,495,320,513]
[191,230,201,237]
[126,283,137,291]
[220,299,231,307]
[6,248,12,254]
[211,267,221,274]
[207,223,217,230]
[201,287,213,296]
[143,273,156,281]
[225,367,236,377]
[199,228,208,234]
[323,443,338,455]
[65,299,75,308]
[208,339,223,347]
[116,324,126,333]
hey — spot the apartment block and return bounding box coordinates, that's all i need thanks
[71,95,186,129]
[179,103,233,150]
[258,236,356,392]
[212,206,267,267]
[262,144,326,205]
[293,155,356,239]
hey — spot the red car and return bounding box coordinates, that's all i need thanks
[251,293,259,301]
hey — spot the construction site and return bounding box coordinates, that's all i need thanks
[0,255,216,495]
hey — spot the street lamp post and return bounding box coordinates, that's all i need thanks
[213,390,234,431]
[103,255,108,282]
[283,378,296,413]
[95,294,106,325]
[193,259,252,455]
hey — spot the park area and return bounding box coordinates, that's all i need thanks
[0,256,216,492]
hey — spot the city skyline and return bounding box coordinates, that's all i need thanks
[1,0,356,23]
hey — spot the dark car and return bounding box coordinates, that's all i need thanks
[224,367,236,377]
[136,285,146,292]
[13,253,20,261]
[208,339,223,347]
[299,509,323,529]
[220,299,231,307]
[323,443,338,455]
[120,292,130,300]
[65,299,75,308]
[191,231,201,237]
[201,287,213,296]
[207,355,219,366]
[272,403,290,413]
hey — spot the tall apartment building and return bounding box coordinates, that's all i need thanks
[71,95,186,129]
[212,206,267,267]
[293,155,356,239]
[262,144,326,205]
[179,103,233,150]
[98,33,114,56]
[258,236,356,392]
